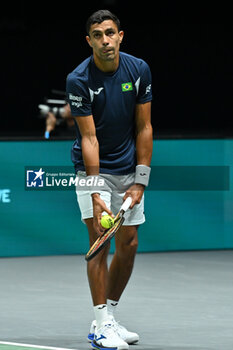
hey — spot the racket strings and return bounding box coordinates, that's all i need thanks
[86,217,124,258]
[87,217,121,254]
[113,210,123,223]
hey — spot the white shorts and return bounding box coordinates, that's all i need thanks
[76,171,145,226]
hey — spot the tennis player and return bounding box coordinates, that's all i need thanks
[66,10,153,350]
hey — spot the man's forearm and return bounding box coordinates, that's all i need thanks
[81,135,100,175]
[136,125,153,166]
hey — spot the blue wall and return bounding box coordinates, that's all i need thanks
[0,140,232,257]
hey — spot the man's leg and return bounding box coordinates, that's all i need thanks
[85,218,110,306]
[85,218,130,349]
[105,224,140,344]
[107,225,138,301]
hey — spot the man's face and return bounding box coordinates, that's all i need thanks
[86,20,124,61]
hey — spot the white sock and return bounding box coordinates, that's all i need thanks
[93,304,109,329]
[107,299,119,318]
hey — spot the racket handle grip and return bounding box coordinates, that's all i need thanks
[120,197,132,212]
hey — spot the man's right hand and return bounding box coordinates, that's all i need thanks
[91,193,114,236]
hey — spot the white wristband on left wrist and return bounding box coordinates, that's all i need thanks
[135,165,151,187]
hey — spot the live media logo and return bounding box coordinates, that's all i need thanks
[25,166,230,191]
[26,168,45,187]
[25,166,105,191]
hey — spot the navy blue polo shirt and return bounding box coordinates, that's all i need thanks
[66,51,152,175]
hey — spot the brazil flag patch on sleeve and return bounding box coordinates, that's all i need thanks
[121,82,133,92]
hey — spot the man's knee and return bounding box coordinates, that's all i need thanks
[85,218,110,266]
[115,226,138,258]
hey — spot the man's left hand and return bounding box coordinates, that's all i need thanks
[123,184,145,209]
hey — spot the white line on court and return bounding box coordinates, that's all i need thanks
[0,342,77,350]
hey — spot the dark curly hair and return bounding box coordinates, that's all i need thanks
[86,9,120,35]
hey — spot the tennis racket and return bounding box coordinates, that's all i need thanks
[85,197,132,261]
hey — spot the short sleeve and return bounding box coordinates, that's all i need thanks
[66,73,92,116]
[136,61,152,104]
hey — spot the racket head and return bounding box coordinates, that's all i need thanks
[85,216,125,261]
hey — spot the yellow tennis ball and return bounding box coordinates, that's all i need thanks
[101,215,114,229]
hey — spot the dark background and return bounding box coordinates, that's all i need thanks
[1,1,233,138]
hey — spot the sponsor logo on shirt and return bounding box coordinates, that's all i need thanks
[88,87,104,102]
[121,82,133,92]
[69,93,83,108]
[145,84,151,94]
[93,87,104,95]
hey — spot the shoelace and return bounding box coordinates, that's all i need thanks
[98,323,115,337]
[112,320,125,332]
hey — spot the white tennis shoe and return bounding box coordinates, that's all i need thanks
[88,318,139,345]
[91,321,129,350]
[111,319,139,344]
